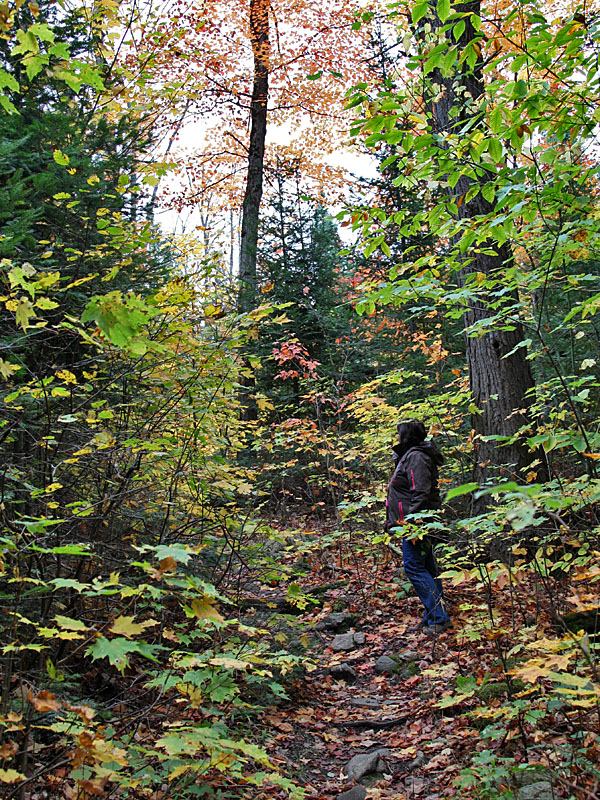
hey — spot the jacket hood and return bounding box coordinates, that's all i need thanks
[393,439,444,466]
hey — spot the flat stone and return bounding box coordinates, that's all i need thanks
[374,655,398,674]
[518,781,554,800]
[350,697,381,709]
[343,749,390,781]
[332,633,356,652]
[330,662,357,682]
[353,632,366,645]
[396,649,420,662]
[315,612,357,632]
[336,787,367,800]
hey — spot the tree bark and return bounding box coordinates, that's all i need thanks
[424,1,545,483]
[238,0,270,314]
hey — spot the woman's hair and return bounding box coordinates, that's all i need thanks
[397,419,427,445]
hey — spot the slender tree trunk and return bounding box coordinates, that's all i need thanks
[425,1,545,483]
[238,0,270,313]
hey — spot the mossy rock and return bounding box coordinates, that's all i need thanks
[477,678,525,701]
[404,660,419,677]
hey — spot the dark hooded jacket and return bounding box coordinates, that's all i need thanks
[386,440,444,530]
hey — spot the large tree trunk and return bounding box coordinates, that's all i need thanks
[238,0,270,314]
[425,1,545,483]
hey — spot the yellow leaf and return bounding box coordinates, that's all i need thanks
[15,297,35,331]
[190,597,224,623]
[109,615,157,639]
[0,769,26,783]
[93,431,116,449]
[0,359,21,379]
[256,396,275,411]
[169,764,191,781]
[176,683,204,708]
[56,369,77,384]
[512,659,548,683]
[209,656,250,670]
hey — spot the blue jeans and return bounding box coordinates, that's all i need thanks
[402,537,449,626]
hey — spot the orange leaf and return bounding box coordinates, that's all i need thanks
[0,741,18,759]
[28,690,61,712]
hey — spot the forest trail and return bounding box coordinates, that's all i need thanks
[248,539,544,800]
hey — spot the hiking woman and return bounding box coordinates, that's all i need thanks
[387,419,451,634]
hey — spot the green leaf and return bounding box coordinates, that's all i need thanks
[453,19,465,41]
[12,29,39,56]
[86,636,144,673]
[411,3,429,24]
[488,137,503,162]
[55,70,81,93]
[24,54,47,81]
[29,23,56,43]
[49,42,70,59]
[0,68,19,92]
[0,95,19,114]
[51,578,88,592]
[481,183,495,203]
[55,615,87,631]
[437,0,450,22]
[446,482,479,500]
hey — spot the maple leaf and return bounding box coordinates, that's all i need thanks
[85,636,143,673]
[109,615,158,638]
[28,689,61,712]
[15,297,35,331]
[189,596,224,623]
[0,769,26,784]
[512,659,548,683]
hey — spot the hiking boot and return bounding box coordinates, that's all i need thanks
[424,620,452,635]
[407,620,427,632]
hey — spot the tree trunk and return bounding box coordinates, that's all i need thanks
[425,1,545,483]
[238,0,270,314]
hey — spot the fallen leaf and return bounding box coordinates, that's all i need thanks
[28,690,61,712]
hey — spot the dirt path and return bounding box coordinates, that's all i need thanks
[258,563,481,800]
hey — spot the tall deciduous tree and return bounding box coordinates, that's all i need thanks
[422,1,541,481]
[346,1,559,483]
[121,0,374,249]
[238,0,270,312]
